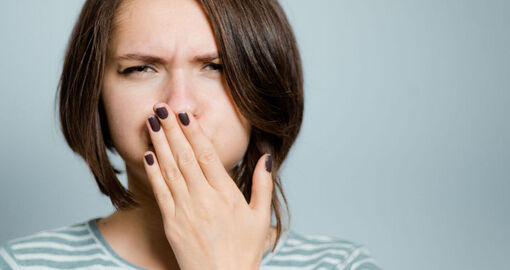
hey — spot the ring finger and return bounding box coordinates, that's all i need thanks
[147,115,189,206]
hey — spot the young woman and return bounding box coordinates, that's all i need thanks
[0,0,381,269]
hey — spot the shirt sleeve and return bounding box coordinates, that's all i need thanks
[335,245,382,270]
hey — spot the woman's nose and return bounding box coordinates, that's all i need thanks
[161,70,198,115]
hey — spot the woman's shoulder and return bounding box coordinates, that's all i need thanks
[0,217,129,270]
[262,228,382,270]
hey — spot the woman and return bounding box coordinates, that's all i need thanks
[0,0,381,269]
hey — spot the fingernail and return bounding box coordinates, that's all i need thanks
[178,112,190,126]
[144,153,154,165]
[156,107,168,119]
[148,116,161,132]
[265,154,272,173]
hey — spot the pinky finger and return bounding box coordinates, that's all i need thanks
[143,151,175,221]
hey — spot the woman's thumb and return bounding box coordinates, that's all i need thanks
[249,154,274,216]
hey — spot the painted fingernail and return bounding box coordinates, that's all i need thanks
[156,107,168,119]
[265,154,272,173]
[144,153,154,165]
[178,112,190,126]
[148,116,161,132]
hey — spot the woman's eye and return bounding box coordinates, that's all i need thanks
[119,63,222,76]
[120,65,156,75]
[203,63,223,72]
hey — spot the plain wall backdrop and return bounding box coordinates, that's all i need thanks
[1,1,509,269]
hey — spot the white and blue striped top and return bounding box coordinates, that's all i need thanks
[0,217,381,269]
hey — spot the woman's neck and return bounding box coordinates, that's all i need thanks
[95,166,181,270]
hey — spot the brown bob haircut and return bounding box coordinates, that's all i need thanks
[56,0,304,251]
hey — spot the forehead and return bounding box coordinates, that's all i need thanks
[110,0,218,56]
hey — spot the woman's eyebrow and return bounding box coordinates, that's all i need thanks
[193,53,219,62]
[117,54,167,64]
[116,53,219,64]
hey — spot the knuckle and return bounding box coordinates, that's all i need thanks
[218,191,236,209]
[188,123,201,135]
[196,200,215,220]
[166,222,184,242]
[197,200,213,215]
[176,205,195,224]
[225,199,236,211]
[158,190,172,204]
[162,165,181,181]
[164,122,180,134]
[177,150,195,166]
[198,149,217,165]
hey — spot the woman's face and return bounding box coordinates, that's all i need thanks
[101,0,251,176]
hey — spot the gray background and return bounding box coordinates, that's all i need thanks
[1,0,509,269]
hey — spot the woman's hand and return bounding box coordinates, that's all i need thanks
[142,103,274,270]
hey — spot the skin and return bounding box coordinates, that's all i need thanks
[98,0,277,269]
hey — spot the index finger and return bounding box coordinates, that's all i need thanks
[175,110,236,192]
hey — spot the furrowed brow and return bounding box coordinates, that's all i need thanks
[193,53,220,62]
[117,54,168,64]
[116,52,220,64]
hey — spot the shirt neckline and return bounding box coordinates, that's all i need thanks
[88,217,146,270]
[87,216,289,268]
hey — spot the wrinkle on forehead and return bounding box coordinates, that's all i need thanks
[108,0,218,62]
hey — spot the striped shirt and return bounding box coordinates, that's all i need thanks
[0,217,381,270]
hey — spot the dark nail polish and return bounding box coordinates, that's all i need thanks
[149,116,161,132]
[145,153,154,165]
[178,112,190,126]
[265,154,272,173]
[156,107,168,119]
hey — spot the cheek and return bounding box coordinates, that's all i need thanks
[210,106,251,170]
[103,101,131,152]
[101,86,152,164]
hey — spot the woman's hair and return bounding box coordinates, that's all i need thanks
[55,0,303,251]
